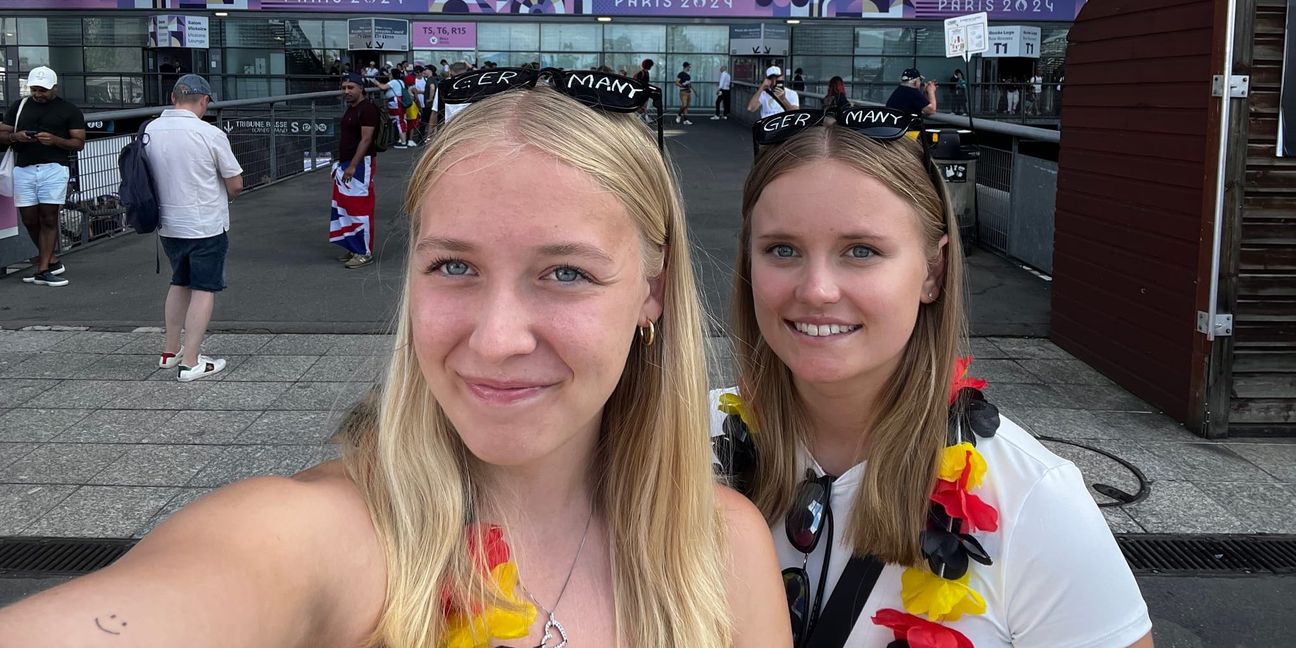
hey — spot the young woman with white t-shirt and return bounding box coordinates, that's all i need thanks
[712,107,1154,648]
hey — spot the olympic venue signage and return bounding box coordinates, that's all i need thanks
[0,0,1085,21]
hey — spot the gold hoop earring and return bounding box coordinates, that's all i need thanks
[638,321,656,347]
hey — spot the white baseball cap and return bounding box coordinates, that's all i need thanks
[26,66,57,89]
[765,66,782,78]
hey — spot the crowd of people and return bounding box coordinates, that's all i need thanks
[0,59,1146,648]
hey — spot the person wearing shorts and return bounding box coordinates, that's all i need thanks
[0,66,86,287]
[144,74,244,382]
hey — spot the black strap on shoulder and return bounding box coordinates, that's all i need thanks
[805,554,885,648]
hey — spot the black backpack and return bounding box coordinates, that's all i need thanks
[117,119,160,234]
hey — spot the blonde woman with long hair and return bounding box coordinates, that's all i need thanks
[0,70,789,648]
[712,106,1153,648]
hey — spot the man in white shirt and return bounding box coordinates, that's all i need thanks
[143,75,243,382]
[746,65,799,119]
[711,65,731,120]
[363,61,379,79]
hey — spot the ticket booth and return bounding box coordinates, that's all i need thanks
[143,15,210,106]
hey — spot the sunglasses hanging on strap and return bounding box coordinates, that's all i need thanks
[437,67,665,149]
[782,471,886,648]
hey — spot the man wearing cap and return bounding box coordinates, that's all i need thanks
[0,66,86,287]
[886,68,937,116]
[330,73,381,269]
[746,65,800,119]
[144,75,244,382]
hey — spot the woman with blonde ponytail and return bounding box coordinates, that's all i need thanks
[0,71,790,648]
[712,107,1152,648]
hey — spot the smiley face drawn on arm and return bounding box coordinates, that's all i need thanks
[94,613,127,635]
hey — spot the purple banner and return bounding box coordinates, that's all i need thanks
[0,0,123,8]
[911,0,1081,21]
[412,21,476,49]
[259,0,430,11]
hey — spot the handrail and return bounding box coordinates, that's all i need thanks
[733,81,1061,144]
[81,89,379,122]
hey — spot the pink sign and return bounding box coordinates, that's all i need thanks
[411,22,476,50]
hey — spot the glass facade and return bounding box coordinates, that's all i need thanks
[0,14,1068,112]
[789,23,1068,109]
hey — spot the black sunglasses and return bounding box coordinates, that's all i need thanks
[752,106,921,154]
[782,473,835,648]
[752,106,952,212]
[438,66,664,148]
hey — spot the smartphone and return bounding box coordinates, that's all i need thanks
[774,79,785,89]
[24,130,38,138]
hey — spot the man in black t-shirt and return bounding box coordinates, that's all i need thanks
[885,68,937,117]
[330,74,382,268]
[0,66,86,287]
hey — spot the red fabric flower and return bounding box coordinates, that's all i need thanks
[443,524,512,617]
[948,356,988,405]
[873,609,974,648]
[468,524,510,572]
[931,464,999,533]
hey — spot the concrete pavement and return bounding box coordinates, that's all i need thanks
[0,120,1049,337]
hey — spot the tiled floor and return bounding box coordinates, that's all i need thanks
[1,330,1292,538]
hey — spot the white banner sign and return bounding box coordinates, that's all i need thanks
[985,25,1042,59]
[944,12,988,61]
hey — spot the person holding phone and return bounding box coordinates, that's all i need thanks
[747,65,800,119]
[0,66,86,287]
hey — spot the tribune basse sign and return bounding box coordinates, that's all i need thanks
[221,118,334,136]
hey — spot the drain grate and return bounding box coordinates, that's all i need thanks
[1116,534,1296,574]
[0,537,137,577]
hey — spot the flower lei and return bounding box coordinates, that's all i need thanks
[717,356,1002,648]
[441,524,537,648]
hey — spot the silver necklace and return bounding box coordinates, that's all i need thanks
[520,510,594,648]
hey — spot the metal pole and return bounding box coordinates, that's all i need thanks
[1205,0,1240,341]
[310,101,318,170]
[269,103,278,181]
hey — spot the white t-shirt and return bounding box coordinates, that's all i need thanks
[144,109,243,239]
[718,71,731,91]
[413,77,427,109]
[708,388,1152,648]
[758,87,800,118]
[385,79,404,109]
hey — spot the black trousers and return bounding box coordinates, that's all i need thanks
[716,89,731,116]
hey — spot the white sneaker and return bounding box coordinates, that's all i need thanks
[710,115,721,120]
[675,116,681,124]
[683,119,693,125]
[159,348,184,369]
[722,116,728,120]
[178,355,227,382]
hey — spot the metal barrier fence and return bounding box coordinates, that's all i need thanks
[732,81,1061,273]
[788,81,1062,123]
[46,90,391,257]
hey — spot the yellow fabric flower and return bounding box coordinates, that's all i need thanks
[443,562,537,648]
[900,567,987,622]
[938,443,986,490]
[718,392,757,431]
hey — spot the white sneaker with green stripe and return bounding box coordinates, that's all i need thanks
[178,356,227,382]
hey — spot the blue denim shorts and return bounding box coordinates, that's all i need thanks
[160,232,228,292]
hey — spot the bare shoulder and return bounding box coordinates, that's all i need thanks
[714,483,770,539]
[0,460,383,648]
[713,484,792,647]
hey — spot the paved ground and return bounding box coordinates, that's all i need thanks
[0,119,1049,337]
[2,329,1292,538]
